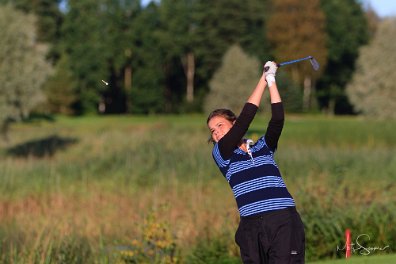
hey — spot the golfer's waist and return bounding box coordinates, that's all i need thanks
[241,206,297,220]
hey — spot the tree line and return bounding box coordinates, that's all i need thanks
[0,0,386,122]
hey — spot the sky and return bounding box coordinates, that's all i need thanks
[362,0,396,17]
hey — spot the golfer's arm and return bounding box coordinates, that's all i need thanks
[265,102,284,151]
[268,82,281,103]
[218,75,266,159]
[218,103,258,159]
[260,69,282,150]
[247,75,267,107]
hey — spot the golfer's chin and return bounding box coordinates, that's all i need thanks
[214,135,224,143]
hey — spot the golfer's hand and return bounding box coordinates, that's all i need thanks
[264,61,277,87]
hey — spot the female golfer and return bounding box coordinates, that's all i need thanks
[207,61,305,264]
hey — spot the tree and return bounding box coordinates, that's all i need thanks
[61,0,109,113]
[129,2,166,114]
[346,18,396,119]
[41,54,77,114]
[267,0,327,111]
[204,45,261,114]
[156,0,197,104]
[0,5,53,139]
[62,0,166,114]
[1,1,71,116]
[98,0,142,114]
[162,0,270,112]
[0,0,64,61]
[239,0,271,61]
[62,0,143,114]
[364,4,381,40]
[317,0,370,114]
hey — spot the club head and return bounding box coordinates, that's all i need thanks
[309,57,320,71]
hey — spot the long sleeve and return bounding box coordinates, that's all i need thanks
[217,103,258,159]
[265,102,284,151]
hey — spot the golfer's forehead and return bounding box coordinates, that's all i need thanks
[208,116,229,129]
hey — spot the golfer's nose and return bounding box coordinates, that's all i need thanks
[213,129,220,138]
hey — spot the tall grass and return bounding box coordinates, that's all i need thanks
[0,114,395,263]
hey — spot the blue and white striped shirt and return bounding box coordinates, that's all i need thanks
[212,136,295,216]
[211,103,295,217]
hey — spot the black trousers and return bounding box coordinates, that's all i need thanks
[235,207,305,264]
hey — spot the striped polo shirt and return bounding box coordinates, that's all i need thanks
[212,136,295,217]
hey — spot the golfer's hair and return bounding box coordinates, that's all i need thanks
[206,108,237,143]
[206,108,237,124]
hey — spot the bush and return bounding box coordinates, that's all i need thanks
[302,202,396,261]
[116,210,178,264]
[185,234,240,264]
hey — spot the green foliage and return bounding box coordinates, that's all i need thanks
[0,226,96,264]
[0,0,375,116]
[48,236,95,264]
[61,0,167,114]
[186,235,240,264]
[267,0,327,83]
[117,208,178,264]
[204,45,261,114]
[156,0,195,61]
[346,18,396,119]
[156,0,197,106]
[0,0,63,60]
[0,4,53,138]
[61,0,113,113]
[130,3,166,114]
[238,0,271,61]
[318,0,370,114]
[40,53,77,114]
[267,0,328,111]
[301,201,396,260]
[277,71,303,112]
[154,0,271,112]
[311,254,396,264]
[195,0,270,61]
[188,0,229,83]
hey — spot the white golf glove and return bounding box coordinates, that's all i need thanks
[264,61,278,87]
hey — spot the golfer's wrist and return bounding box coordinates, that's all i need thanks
[266,75,276,87]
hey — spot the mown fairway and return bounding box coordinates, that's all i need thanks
[0,114,395,263]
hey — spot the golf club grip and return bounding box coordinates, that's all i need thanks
[264,63,280,72]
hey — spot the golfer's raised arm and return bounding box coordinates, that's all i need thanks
[218,74,266,159]
[268,82,281,104]
[247,75,267,107]
[263,61,284,151]
[219,62,280,157]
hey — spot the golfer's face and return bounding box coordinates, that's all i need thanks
[208,116,234,143]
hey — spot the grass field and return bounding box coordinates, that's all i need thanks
[0,113,395,263]
[309,254,396,263]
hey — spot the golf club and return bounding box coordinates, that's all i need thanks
[264,56,320,72]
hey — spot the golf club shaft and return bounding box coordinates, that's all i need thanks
[278,56,313,67]
[264,56,319,72]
